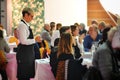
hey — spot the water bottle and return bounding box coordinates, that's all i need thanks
[91,43,95,58]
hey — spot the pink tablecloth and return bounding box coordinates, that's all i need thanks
[5,52,55,80]
[6,53,17,80]
[6,53,55,80]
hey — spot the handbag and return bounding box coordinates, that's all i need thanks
[0,50,8,70]
[82,66,103,80]
[112,26,120,49]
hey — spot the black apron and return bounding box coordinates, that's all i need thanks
[16,20,35,78]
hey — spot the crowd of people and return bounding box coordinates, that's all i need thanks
[0,7,120,80]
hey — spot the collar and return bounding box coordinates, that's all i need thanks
[22,19,30,27]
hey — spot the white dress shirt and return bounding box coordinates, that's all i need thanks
[51,30,60,47]
[75,36,84,53]
[17,19,35,45]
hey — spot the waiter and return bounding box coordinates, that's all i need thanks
[16,7,35,80]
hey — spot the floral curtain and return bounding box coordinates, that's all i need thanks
[12,0,44,35]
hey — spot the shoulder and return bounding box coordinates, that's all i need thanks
[84,35,90,38]
[84,35,91,41]
[18,21,28,30]
[95,43,111,57]
[41,30,48,35]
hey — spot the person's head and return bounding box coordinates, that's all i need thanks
[44,24,51,31]
[88,24,98,40]
[13,28,18,39]
[65,26,71,33]
[108,27,117,42]
[35,35,42,43]
[50,22,55,31]
[98,21,106,31]
[79,23,86,30]
[91,19,98,25]
[88,24,98,35]
[0,30,3,38]
[22,7,34,22]
[70,25,79,36]
[59,26,71,37]
[56,23,62,30]
[74,22,79,27]
[57,32,73,57]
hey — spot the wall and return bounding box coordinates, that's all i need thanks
[11,0,44,35]
[0,0,7,30]
[45,0,87,26]
[87,0,117,26]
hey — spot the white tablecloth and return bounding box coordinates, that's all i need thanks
[8,42,17,53]
[5,51,92,80]
[32,59,55,80]
[81,52,92,68]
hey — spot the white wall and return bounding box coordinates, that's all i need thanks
[45,0,87,26]
[100,0,120,15]
[45,0,120,26]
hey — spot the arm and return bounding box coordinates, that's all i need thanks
[83,36,90,52]
[18,23,35,45]
[3,39,10,53]
[41,31,51,43]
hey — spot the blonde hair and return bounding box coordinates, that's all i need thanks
[22,7,34,17]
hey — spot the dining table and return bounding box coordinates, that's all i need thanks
[31,58,55,80]
[5,52,55,80]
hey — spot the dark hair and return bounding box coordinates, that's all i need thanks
[98,27,111,45]
[50,22,55,30]
[59,26,70,36]
[0,30,3,38]
[56,23,62,30]
[70,25,77,34]
[91,20,98,25]
[22,7,33,17]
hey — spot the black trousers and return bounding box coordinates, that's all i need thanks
[0,69,8,80]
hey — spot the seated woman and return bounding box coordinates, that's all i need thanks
[0,29,10,80]
[34,35,51,59]
[70,25,82,59]
[50,32,87,80]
